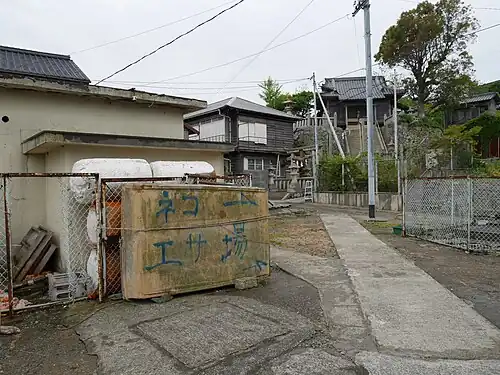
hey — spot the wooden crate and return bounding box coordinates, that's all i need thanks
[120,184,270,299]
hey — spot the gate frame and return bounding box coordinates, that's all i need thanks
[0,172,99,316]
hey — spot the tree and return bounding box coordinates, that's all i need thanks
[289,90,314,117]
[465,112,500,157]
[433,124,481,169]
[375,0,479,116]
[259,77,313,117]
[258,77,286,111]
[476,80,500,94]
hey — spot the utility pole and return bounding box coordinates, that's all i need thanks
[393,69,401,195]
[312,72,319,194]
[353,0,376,219]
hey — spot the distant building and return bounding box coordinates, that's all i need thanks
[446,92,499,125]
[319,76,404,128]
[446,92,500,158]
[184,97,299,188]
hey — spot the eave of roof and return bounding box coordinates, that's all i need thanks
[21,130,234,154]
[0,76,207,112]
[184,96,301,122]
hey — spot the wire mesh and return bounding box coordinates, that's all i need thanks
[469,178,500,252]
[404,177,500,253]
[0,180,8,301]
[0,174,98,311]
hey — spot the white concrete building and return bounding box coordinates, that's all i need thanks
[0,45,233,250]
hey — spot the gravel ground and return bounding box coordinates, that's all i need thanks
[269,209,337,258]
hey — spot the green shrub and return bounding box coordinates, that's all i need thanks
[318,154,397,192]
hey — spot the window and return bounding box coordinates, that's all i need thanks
[190,117,226,142]
[188,124,200,140]
[238,121,267,144]
[244,157,265,171]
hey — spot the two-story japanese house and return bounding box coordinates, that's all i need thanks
[184,97,299,188]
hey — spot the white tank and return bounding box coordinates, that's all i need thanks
[86,208,98,245]
[70,158,152,204]
[86,249,98,293]
[150,161,214,178]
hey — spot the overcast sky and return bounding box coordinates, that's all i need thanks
[2,0,499,104]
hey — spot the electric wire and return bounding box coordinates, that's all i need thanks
[95,0,246,85]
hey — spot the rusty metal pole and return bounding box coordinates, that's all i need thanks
[3,176,13,316]
[98,181,106,302]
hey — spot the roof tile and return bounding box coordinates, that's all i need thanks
[0,45,90,84]
[184,97,299,121]
[321,76,393,100]
[461,92,500,104]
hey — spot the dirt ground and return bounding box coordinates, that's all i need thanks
[269,209,337,258]
[0,304,97,375]
[362,218,500,329]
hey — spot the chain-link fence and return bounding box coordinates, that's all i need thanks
[404,177,500,253]
[0,177,11,313]
[0,173,99,314]
[99,174,252,299]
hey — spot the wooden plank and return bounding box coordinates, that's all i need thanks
[32,244,58,275]
[12,227,46,279]
[15,230,53,282]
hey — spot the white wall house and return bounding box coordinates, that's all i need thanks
[0,45,233,251]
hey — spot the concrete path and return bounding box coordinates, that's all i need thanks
[320,214,500,373]
[76,293,361,375]
[271,247,376,356]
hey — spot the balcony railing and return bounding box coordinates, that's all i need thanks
[190,134,286,149]
[190,134,230,143]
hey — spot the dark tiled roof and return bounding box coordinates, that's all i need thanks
[461,92,500,105]
[0,45,90,84]
[184,97,300,121]
[321,76,393,100]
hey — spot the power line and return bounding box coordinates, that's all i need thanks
[474,7,500,11]
[467,23,500,36]
[352,16,362,67]
[100,78,309,91]
[70,0,240,55]
[95,0,246,85]
[329,20,499,78]
[212,0,317,98]
[137,14,350,87]
[90,77,307,85]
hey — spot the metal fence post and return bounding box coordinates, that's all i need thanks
[467,177,472,252]
[3,176,13,316]
[98,181,106,301]
[402,178,407,236]
[450,178,455,226]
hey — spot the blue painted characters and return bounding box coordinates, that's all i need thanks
[156,191,176,223]
[223,192,257,207]
[186,233,207,263]
[144,240,182,271]
[182,194,199,217]
[221,223,248,262]
[245,260,268,272]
